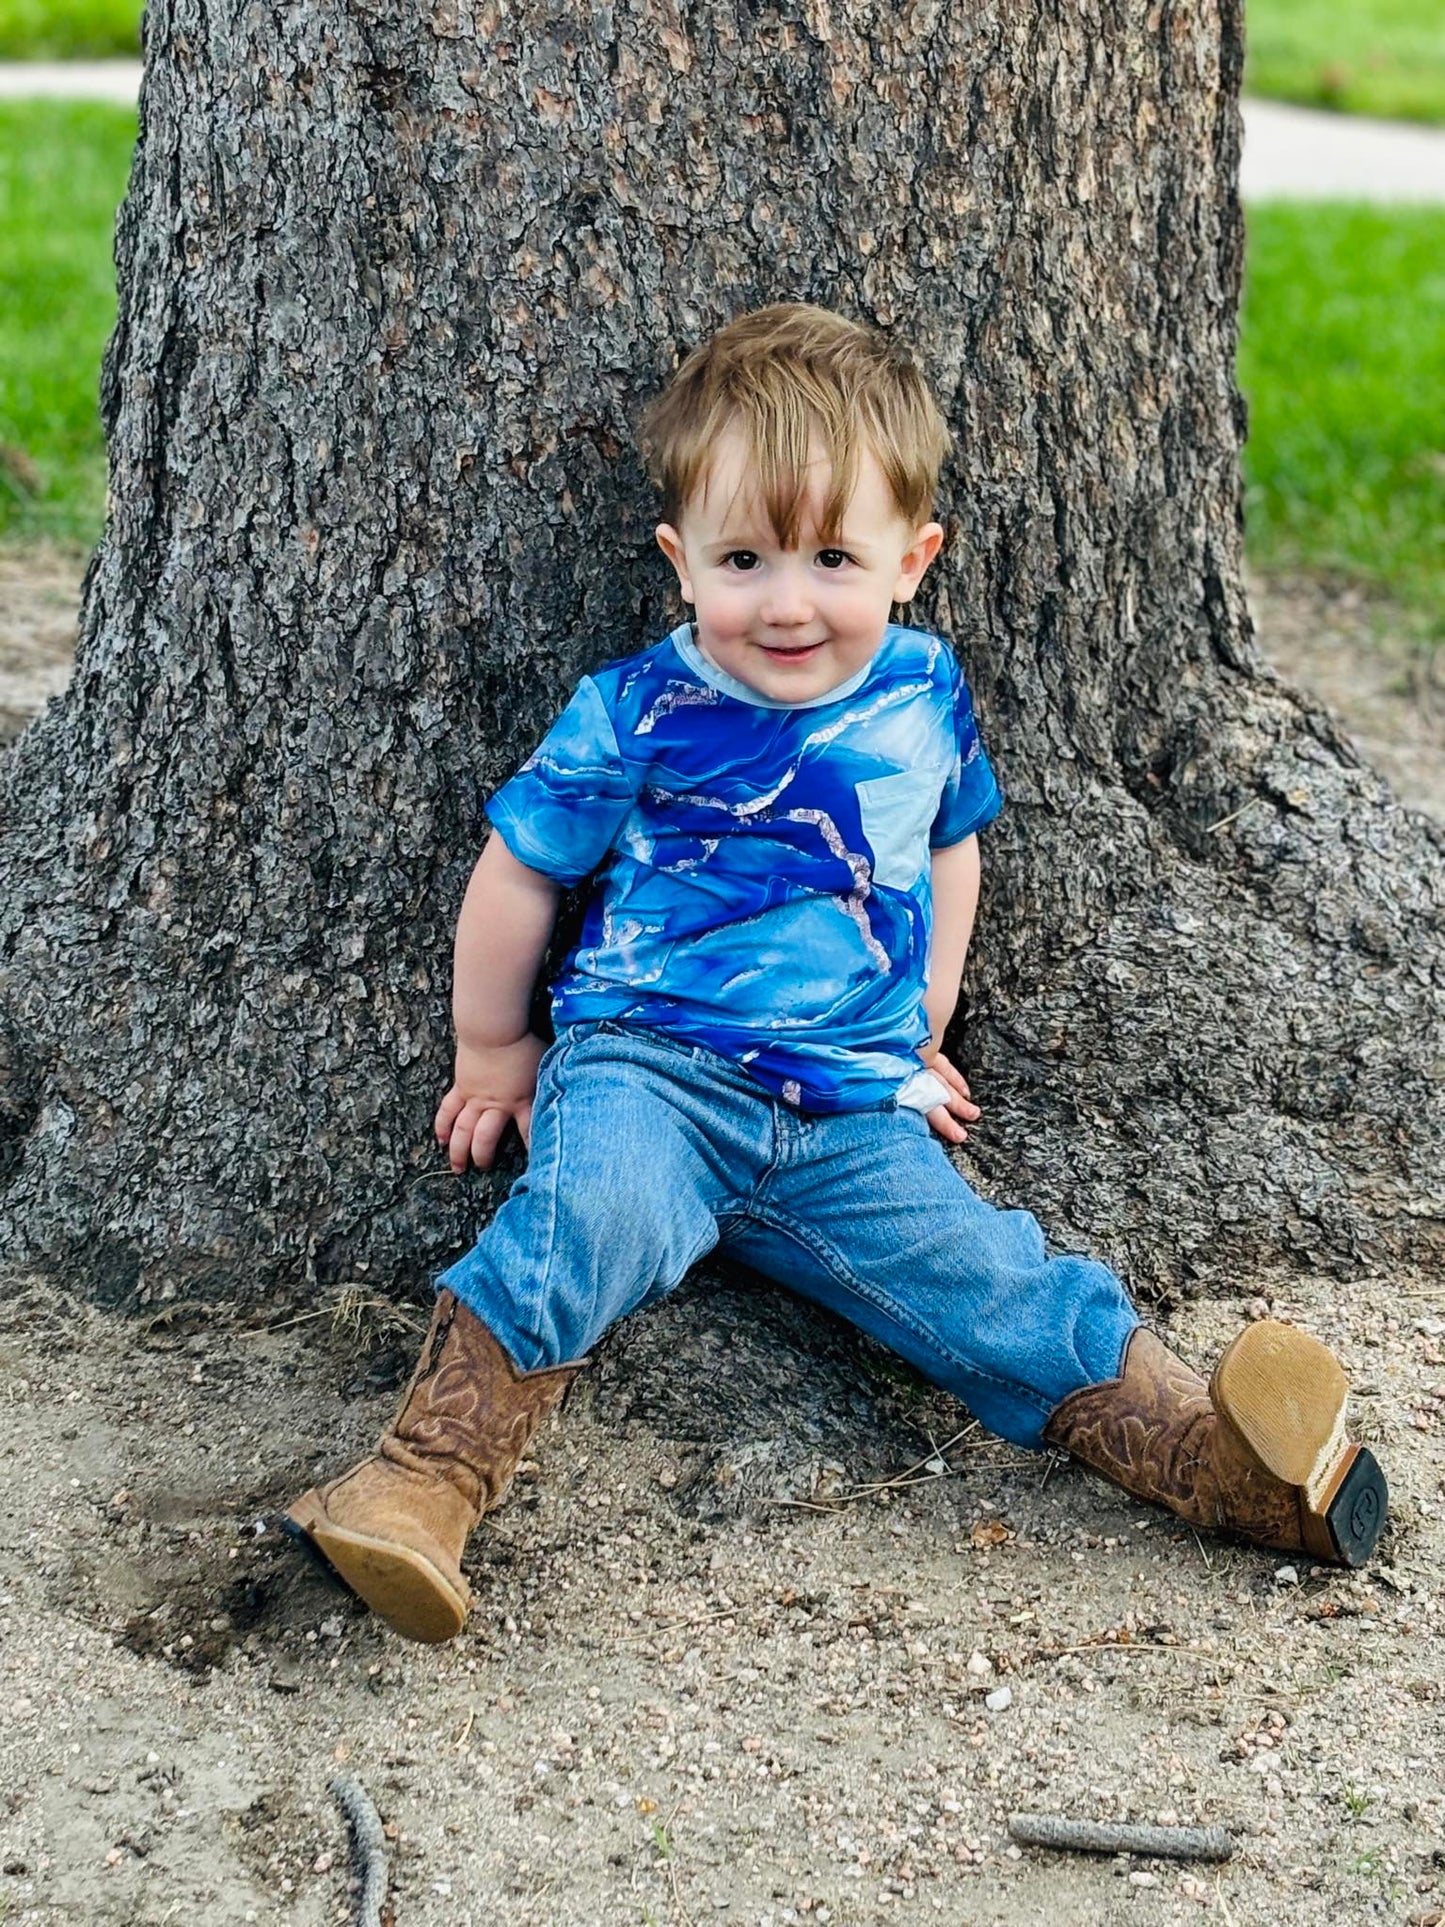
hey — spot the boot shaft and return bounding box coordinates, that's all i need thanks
[382,1290,583,1512]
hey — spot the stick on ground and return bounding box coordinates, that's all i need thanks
[1008,1813,1235,1862]
[329,1771,390,1927]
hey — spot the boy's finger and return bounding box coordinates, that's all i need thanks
[516,1099,533,1150]
[434,1089,461,1141]
[468,1107,509,1172]
[931,1052,969,1094]
[447,1101,483,1172]
[942,1062,973,1101]
[927,1104,968,1144]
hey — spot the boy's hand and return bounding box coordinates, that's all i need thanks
[433,1034,546,1173]
[922,1049,981,1146]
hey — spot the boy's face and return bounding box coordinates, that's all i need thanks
[655,431,943,704]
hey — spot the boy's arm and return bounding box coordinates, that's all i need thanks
[433,835,563,1173]
[920,833,983,1145]
[924,833,981,1052]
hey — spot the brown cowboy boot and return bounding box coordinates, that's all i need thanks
[1044,1320,1387,1568]
[285,1290,583,1642]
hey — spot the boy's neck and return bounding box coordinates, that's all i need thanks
[677,619,890,711]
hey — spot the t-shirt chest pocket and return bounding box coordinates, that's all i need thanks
[855,769,944,891]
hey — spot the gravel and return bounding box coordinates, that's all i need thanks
[0,1264,1440,1925]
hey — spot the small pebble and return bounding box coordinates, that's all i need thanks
[966,1651,993,1678]
[1129,1870,1158,1888]
[985,1686,1012,1712]
[1275,1565,1299,1587]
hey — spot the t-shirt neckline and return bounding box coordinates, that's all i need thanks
[670,622,881,711]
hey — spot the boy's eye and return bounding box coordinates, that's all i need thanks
[817,548,853,569]
[723,550,760,571]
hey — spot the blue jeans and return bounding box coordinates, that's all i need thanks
[437,1023,1139,1449]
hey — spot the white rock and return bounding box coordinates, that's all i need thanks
[1129,1870,1158,1888]
[984,1686,1012,1712]
[1274,1565,1299,1586]
[966,1651,993,1678]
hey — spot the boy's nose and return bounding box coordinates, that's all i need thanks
[759,565,814,624]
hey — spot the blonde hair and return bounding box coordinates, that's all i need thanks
[639,303,951,545]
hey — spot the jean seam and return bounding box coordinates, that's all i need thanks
[745,1204,1056,1419]
[518,1034,573,1346]
[741,1108,783,1217]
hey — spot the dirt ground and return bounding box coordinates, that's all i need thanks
[1,553,1442,1927]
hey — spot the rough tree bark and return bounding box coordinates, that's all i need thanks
[0,0,1440,1322]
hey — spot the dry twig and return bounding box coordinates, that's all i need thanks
[616,1604,740,1644]
[766,1424,982,1514]
[1008,1812,1234,1862]
[329,1771,389,1927]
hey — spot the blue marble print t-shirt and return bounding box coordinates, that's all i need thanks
[486,621,1003,1113]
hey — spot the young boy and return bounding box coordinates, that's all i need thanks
[286,304,1388,1643]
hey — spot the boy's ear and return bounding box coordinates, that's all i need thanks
[655,523,695,604]
[892,521,945,604]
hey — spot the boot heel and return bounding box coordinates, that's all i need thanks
[1318,1447,1388,1568]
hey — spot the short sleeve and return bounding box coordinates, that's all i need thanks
[930,659,1003,848]
[486,677,638,885]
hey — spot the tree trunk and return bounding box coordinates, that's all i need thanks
[1,0,1440,1315]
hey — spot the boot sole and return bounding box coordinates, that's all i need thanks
[1211,1321,1388,1567]
[284,1489,471,1643]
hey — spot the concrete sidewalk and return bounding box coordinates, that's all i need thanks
[0,58,141,102]
[1240,97,1445,202]
[2,60,1445,202]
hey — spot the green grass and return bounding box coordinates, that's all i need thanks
[1245,0,1445,126]
[1240,202,1445,640]
[0,100,134,545]
[0,0,140,60]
